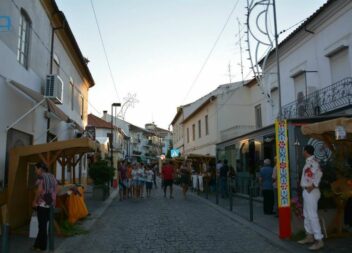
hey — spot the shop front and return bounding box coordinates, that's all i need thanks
[301,117,352,236]
[216,125,275,196]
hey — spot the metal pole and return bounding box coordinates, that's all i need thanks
[1,224,9,253]
[48,205,54,251]
[272,0,282,119]
[205,176,209,199]
[110,104,114,168]
[249,179,254,222]
[215,176,219,205]
[229,177,233,211]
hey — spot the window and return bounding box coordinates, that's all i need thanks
[80,96,84,119]
[70,78,74,111]
[187,128,190,143]
[271,90,279,118]
[255,104,262,128]
[198,120,201,138]
[205,115,209,135]
[17,9,31,68]
[293,72,306,100]
[52,53,60,75]
[192,124,195,141]
[329,47,350,84]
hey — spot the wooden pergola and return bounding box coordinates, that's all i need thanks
[5,138,97,228]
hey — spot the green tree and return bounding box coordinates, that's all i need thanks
[88,159,114,185]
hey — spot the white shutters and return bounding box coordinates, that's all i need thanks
[329,47,350,84]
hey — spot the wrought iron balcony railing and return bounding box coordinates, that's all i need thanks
[281,77,352,119]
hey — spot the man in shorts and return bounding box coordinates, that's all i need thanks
[162,160,175,199]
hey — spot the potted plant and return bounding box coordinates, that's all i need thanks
[88,159,114,200]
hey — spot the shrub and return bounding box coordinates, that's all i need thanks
[88,160,114,185]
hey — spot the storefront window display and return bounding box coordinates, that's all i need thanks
[216,128,276,196]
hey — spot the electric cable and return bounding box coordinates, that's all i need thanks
[182,0,240,104]
[90,0,120,102]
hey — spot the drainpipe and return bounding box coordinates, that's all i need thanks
[46,14,65,142]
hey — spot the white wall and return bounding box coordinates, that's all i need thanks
[0,0,92,184]
[263,1,352,124]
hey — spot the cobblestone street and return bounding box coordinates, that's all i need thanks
[55,185,290,253]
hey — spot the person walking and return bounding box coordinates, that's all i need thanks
[180,162,191,198]
[162,160,175,199]
[297,145,324,250]
[31,162,58,252]
[219,159,229,198]
[152,164,158,189]
[259,159,274,215]
[145,165,154,197]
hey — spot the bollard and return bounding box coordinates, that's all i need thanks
[205,178,209,199]
[1,223,9,253]
[229,178,233,211]
[249,181,254,222]
[48,205,54,251]
[215,176,219,205]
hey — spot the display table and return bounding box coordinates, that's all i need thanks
[57,185,88,225]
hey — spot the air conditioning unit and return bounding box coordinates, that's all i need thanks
[45,74,63,104]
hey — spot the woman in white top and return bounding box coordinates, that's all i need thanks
[145,165,154,197]
[131,165,139,199]
[137,163,146,198]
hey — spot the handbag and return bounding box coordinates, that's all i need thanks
[29,212,38,238]
[43,192,53,206]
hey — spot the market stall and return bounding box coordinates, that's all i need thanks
[301,117,352,235]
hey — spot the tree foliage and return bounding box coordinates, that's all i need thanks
[88,160,114,185]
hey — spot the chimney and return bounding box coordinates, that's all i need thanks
[103,110,107,120]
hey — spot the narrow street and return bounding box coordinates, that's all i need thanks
[55,185,288,253]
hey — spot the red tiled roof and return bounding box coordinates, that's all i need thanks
[88,114,113,129]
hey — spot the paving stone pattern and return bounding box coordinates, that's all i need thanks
[56,187,287,253]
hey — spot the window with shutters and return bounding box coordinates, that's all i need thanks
[198,120,201,138]
[192,124,195,141]
[329,47,350,84]
[205,115,209,135]
[17,9,31,68]
[187,128,190,143]
[255,104,262,128]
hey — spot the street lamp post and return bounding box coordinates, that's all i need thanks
[110,103,121,168]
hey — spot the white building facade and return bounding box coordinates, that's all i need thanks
[0,0,94,189]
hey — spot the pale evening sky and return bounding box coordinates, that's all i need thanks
[56,0,327,129]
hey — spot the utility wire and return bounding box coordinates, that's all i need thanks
[278,18,307,35]
[182,0,240,104]
[90,0,120,102]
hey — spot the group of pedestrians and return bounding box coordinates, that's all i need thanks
[118,160,157,200]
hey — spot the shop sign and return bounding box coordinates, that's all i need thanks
[171,148,180,158]
[0,16,11,32]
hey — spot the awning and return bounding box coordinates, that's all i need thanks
[9,79,43,102]
[6,138,97,228]
[301,117,352,151]
[301,117,352,135]
[7,79,70,126]
[96,137,109,145]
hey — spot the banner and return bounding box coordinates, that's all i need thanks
[275,119,291,238]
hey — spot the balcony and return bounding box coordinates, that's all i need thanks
[281,77,352,119]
